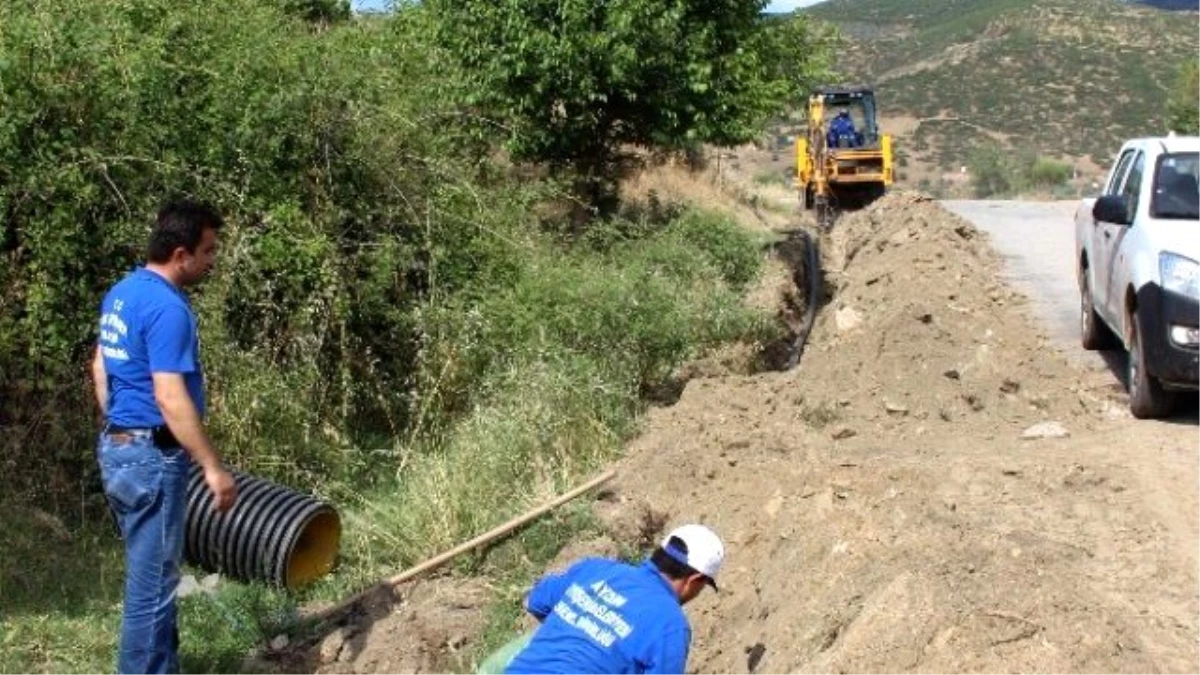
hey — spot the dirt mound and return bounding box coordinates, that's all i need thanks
[255,578,492,674]
[611,192,1197,673]
[808,189,1095,432]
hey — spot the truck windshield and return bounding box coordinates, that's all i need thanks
[1151,152,1199,220]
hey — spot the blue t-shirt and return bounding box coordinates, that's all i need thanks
[98,268,205,427]
[505,559,691,674]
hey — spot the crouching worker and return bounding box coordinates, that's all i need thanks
[496,524,725,675]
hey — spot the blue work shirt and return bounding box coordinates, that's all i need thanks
[98,267,205,427]
[828,115,858,148]
[829,115,855,136]
[505,558,691,674]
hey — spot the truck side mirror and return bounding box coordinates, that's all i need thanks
[1093,195,1131,226]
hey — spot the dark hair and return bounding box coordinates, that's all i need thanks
[650,536,700,581]
[147,200,224,263]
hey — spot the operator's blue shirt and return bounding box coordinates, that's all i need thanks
[828,115,852,135]
[505,558,691,674]
[828,115,858,147]
[98,267,205,427]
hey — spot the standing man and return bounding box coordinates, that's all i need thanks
[91,200,238,674]
[502,524,725,674]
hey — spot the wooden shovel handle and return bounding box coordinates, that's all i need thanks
[313,469,617,624]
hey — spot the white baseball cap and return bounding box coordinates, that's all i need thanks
[661,524,725,589]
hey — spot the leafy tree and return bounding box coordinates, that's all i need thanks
[1167,58,1199,135]
[427,0,835,209]
[276,0,350,24]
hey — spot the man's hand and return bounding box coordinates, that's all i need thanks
[153,373,234,508]
[204,465,238,512]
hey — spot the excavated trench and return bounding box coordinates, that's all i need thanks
[643,226,826,407]
[643,225,830,403]
[759,227,826,372]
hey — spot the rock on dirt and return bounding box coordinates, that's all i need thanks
[318,627,352,664]
[177,573,220,598]
[1021,421,1070,440]
[592,492,670,550]
[834,305,862,332]
[830,426,857,441]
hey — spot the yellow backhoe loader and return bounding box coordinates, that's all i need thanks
[796,85,894,228]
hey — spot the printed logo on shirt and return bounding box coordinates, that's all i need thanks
[99,299,130,361]
[550,581,636,649]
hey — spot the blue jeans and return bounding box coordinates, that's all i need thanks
[97,431,191,674]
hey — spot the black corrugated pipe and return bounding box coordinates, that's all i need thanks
[184,465,341,589]
[789,228,823,369]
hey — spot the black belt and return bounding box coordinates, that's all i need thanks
[103,424,181,449]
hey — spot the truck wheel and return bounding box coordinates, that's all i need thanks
[1127,309,1176,419]
[1079,271,1116,350]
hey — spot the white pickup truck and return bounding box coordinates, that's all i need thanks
[1075,135,1199,418]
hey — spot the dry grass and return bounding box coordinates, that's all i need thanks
[619,153,796,234]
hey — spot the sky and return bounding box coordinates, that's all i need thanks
[763,0,829,11]
[351,0,828,13]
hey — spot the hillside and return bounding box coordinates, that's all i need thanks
[805,0,1198,187]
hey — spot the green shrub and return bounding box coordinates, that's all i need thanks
[1168,59,1199,135]
[0,2,777,670]
[1027,157,1072,189]
[968,144,1016,198]
[417,211,769,411]
[969,144,1073,197]
[0,0,534,496]
[322,209,771,585]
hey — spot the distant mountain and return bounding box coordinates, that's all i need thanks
[803,0,1197,181]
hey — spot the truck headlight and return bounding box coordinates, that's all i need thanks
[1160,252,1200,300]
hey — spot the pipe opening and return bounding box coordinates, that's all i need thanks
[286,509,341,589]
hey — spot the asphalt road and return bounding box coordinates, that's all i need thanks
[941,199,1083,348]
